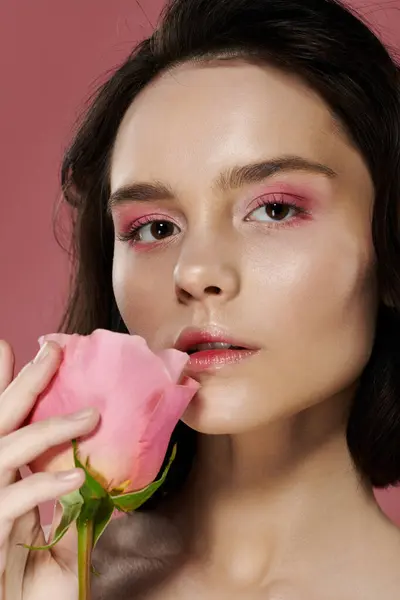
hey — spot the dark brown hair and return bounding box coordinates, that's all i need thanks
[58,0,400,498]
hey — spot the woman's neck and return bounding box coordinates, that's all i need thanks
[168,390,392,590]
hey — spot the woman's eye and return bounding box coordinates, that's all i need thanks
[133,220,180,243]
[247,201,298,223]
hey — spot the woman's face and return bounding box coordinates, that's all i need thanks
[110,60,378,435]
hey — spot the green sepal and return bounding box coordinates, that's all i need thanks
[92,494,115,550]
[111,444,177,513]
[17,489,84,551]
[72,440,114,550]
[72,439,108,502]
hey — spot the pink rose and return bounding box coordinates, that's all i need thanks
[28,329,199,493]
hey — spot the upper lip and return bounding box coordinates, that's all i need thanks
[174,327,258,354]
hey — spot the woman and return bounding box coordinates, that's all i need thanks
[1,0,400,597]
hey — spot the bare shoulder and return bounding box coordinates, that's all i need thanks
[339,520,400,600]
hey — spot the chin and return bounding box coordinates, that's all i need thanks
[178,369,348,437]
[180,379,273,435]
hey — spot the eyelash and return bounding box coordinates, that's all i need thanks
[117,194,311,245]
[245,193,310,224]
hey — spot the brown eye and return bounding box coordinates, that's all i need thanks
[264,203,291,221]
[134,220,180,243]
[149,221,176,239]
[248,202,295,223]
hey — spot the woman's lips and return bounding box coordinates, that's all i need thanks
[185,347,258,373]
[174,327,260,374]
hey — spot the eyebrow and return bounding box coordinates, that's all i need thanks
[107,155,337,212]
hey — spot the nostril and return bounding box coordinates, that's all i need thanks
[205,286,222,295]
[176,287,192,303]
[175,284,223,304]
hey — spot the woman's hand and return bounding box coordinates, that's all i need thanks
[0,340,99,600]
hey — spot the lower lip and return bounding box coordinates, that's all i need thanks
[185,348,258,373]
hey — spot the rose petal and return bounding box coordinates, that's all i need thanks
[155,348,190,383]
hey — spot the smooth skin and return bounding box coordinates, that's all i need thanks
[0,340,99,600]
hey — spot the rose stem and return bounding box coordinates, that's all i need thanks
[77,519,94,600]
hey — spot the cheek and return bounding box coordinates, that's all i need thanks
[290,237,378,408]
[297,231,377,329]
[112,243,175,337]
[246,225,377,353]
[112,244,149,331]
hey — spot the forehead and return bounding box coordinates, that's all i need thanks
[110,60,367,191]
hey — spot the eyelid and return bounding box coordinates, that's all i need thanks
[112,202,183,224]
[117,211,181,232]
[244,191,307,213]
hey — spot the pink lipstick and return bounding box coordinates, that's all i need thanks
[175,328,259,373]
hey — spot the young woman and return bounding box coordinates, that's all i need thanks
[1,0,400,598]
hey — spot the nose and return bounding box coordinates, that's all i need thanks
[173,239,240,305]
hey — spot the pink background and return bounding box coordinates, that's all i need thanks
[0,0,399,525]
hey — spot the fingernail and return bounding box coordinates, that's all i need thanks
[67,407,96,420]
[33,342,50,364]
[56,469,83,482]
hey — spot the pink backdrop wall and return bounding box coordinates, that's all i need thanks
[0,0,399,525]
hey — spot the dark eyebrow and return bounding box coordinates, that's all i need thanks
[107,155,337,212]
[214,155,337,191]
[107,182,174,213]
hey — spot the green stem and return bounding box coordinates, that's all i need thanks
[77,519,94,600]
